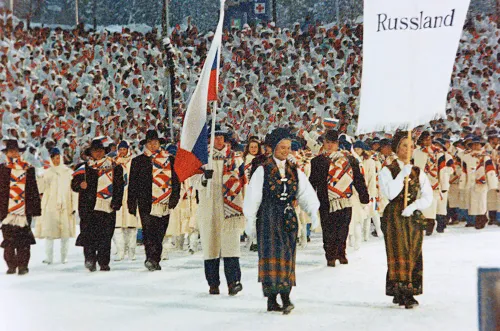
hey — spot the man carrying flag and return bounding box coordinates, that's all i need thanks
[71,139,124,272]
[174,0,245,296]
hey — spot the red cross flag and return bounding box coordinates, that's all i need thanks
[254,3,265,14]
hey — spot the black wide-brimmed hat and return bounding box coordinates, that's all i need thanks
[84,139,106,156]
[140,130,166,146]
[323,130,339,142]
[1,139,26,152]
[466,136,486,147]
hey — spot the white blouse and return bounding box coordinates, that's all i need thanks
[379,159,433,212]
[243,157,320,222]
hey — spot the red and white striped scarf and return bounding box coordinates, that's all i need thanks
[89,156,115,212]
[326,151,354,212]
[6,157,30,215]
[144,148,172,216]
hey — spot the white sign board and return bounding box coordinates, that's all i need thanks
[356,0,471,134]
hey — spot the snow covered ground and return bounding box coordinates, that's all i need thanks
[0,225,499,331]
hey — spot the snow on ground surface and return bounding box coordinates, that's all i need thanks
[0,225,499,331]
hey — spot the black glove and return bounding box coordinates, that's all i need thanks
[201,179,208,187]
[203,169,214,180]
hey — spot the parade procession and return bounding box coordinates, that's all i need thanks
[0,0,499,329]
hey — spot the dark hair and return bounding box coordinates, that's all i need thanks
[243,139,262,160]
[392,131,411,154]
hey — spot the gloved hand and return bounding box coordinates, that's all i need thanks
[203,169,214,180]
[245,217,256,239]
[401,203,417,217]
[401,164,413,177]
[310,213,320,231]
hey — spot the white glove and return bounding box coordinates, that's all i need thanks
[401,204,417,217]
[401,164,413,177]
[310,213,320,231]
[245,217,256,239]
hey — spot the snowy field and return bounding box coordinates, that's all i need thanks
[0,225,499,331]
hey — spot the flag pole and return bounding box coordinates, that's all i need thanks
[207,0,224,171]
[206,0,224,197]
[403,128,413,209]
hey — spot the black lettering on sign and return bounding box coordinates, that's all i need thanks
[375,9,456,32]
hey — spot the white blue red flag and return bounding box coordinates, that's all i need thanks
[175,0,225,182]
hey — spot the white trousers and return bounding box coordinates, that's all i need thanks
[45,238,69,264]
[113,228,137,261]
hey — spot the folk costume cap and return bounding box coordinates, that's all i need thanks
[268,128,292,150]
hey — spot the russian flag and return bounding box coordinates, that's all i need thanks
[324,118,339,128]
[174,0,225,183]
[207,51,219,102]
[73,164,86,177]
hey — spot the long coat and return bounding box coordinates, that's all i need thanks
[195,152,245,260]
[0,165,41,222]
[35,165,76,239]
[127,154,180,217]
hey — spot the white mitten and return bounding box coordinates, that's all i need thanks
[245,217,256,239]
[401,204,417,217]
[401,164,413,177]
[310,213,320,231]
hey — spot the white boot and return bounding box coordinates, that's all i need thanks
[114,228,125,261]
[176,235,185,251]
[299,223,308,249]
[372,214,383,238]
[126,228,137,260]
[43,239,54,264]
[161,237,170,260]
[61,238,69,264]
[353,222,362,250]
[362,217,371,242]
[188,232,198,254]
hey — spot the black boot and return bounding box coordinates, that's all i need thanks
[393,285,404,306]
[18,267,29,275]
[338,256,348,265]
[281,293,295,315]
[249,243,258,252]
[267,294,283,312]
[145,260,156,271]
[228,282,243,296]
[402,288,415,309]
[407,295,419,306]
[6,268,16,275]
[100,265,111,272]
[209,286,220,295]
[85,260,96,272]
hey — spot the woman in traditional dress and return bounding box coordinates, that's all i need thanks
[244,128,320,315]
[379,131,433,309]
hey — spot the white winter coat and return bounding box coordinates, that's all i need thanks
[35,161,76,239]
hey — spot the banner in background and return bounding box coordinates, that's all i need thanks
[356,0,471,134]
